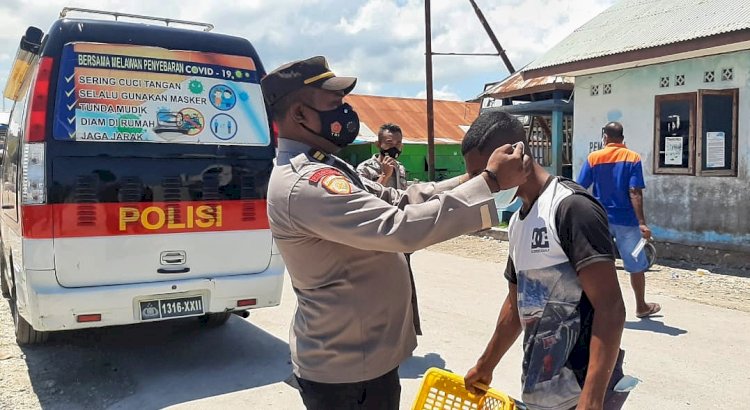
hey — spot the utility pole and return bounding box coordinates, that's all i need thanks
[424,0,436,181]
[467,0,553,141]
[424,0,516,181]
[467,0,515,74]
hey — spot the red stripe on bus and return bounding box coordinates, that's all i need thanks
[21,200,269,239]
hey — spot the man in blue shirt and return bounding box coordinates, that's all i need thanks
[578,122,661,319]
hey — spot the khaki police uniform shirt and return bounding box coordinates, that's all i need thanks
[356,154,408,189]
[268,138,498,383]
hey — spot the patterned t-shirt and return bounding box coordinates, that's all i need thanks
[506,177,617,410]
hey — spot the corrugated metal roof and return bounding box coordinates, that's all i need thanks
[480,71,574,99]
[344,94,480,144]
[525,0,750,71]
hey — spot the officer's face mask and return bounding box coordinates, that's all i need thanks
[301,103,360,148]
[380,147,401,159]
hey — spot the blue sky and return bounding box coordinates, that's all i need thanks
[0,0,616,112]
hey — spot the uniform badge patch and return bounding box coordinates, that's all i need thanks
[321,175,352,195]
[309,168,343,183]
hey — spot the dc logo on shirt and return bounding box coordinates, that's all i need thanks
[531,227,550,253]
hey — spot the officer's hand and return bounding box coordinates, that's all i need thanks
[464,363,493,396]
[485,143,531,190]
[379,155,397,179]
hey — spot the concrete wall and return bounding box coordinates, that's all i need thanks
[573,50,750,253]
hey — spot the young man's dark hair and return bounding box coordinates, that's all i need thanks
[461,111,526,155]
[378,123,402,141]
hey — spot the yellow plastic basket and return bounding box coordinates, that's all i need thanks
[412,368,523,410]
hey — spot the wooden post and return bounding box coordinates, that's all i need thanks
[526,115,536,165]
[425,0,436,181]
[551,91,564,176]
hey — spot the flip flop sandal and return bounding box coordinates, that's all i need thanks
[636,303,661,318]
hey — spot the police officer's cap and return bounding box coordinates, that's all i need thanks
[261,56,357,106]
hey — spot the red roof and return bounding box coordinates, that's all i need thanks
[480,72,574,100]
[345,94,480,144]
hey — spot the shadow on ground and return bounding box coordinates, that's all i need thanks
[400,353,446,379]
[20,315,291,410]
[624,317,688,337]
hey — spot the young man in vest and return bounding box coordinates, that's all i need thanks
[463,111,629,410]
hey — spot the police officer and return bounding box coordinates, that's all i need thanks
[261,56,530,410]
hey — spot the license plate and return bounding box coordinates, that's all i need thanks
[140,296,204,320]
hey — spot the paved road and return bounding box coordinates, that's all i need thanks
[2,250,748,409]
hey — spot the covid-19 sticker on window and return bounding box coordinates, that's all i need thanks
[52,42,270,145]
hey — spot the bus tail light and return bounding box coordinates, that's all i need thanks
[21,143,46,205]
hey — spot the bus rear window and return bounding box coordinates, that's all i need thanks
[52,42,270,146]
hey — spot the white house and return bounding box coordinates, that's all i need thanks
[522,0,750,265]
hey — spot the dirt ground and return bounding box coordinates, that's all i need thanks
[0,305,137,410]
[427,235,750,313]
[2,235,749,409]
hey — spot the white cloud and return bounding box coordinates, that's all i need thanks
[356,81,383,95]
[0,0,615,109]
[415,85,461,101]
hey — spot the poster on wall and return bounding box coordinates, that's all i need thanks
[664,136,683,165]
[52,42,270,145]
[705,131,726,168]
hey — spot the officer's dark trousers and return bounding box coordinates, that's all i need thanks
[296,367,401,410]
